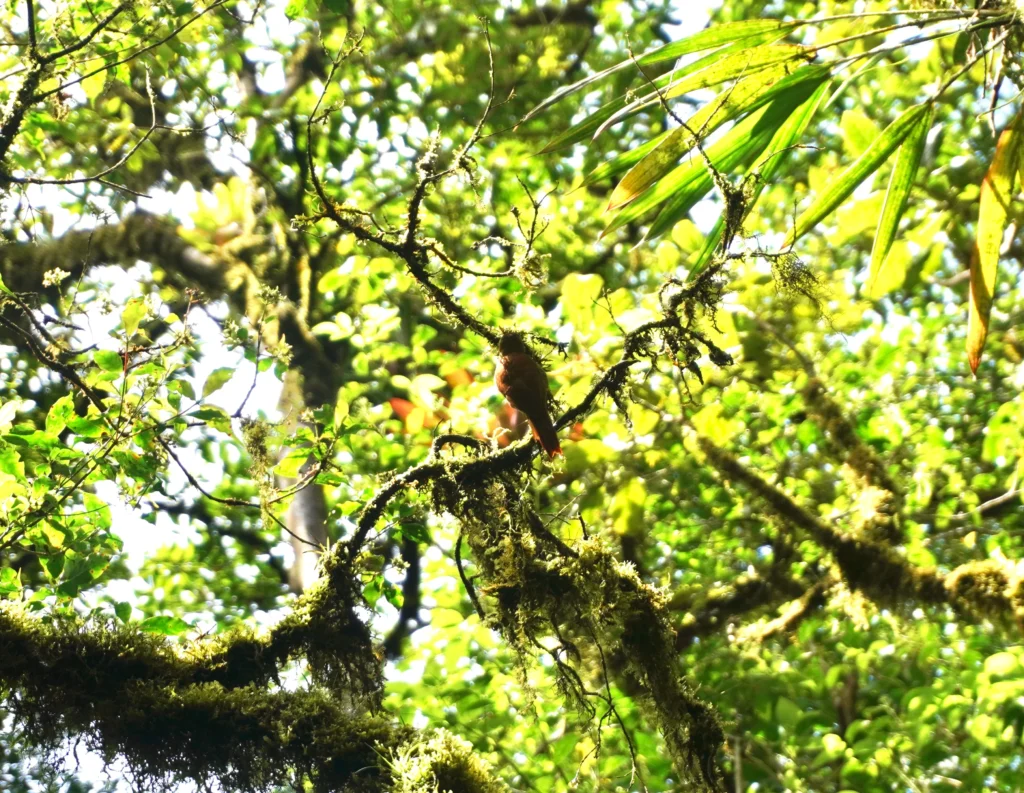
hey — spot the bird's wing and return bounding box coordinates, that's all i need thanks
[497,353,551,416]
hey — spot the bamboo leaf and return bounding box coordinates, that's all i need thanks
[663,44,813,101]
[688,79,830,274]
[596,44,813,140]
[782,103,930,249]
[637,19,801,66]
[608,63,830,211]
[582,130,672,189]
[967,115,1023,373]
[601,105,775,238]
[866,105,933,299]
[640,77,825,242]
[522,19,799,123]
[538,38,756,154]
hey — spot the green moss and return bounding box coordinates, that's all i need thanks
[435,469,724,791]
[0,604,402,792]
[388,730,508,793]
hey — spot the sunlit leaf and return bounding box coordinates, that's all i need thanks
[968,113,1023,373]
[782,103,931,249]
[608,64,830,211]
[686,79,830,273]
[140,615,192,635]
[202,367,235,398]
[866,105,933,299]
[523,19,799,123]
[538,32,787,154]
[624,77,822,242]
[597,45,814,140]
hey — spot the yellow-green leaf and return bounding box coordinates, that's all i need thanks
[639,77,825,242]
[664,44,813,102]
[866,105,933,299]
[121,297,148,338]
[202,367,234,399]
[782,103,930,249]
[597,45,813,140]
[538,41,746,154]
[968,115,1023,373]
[523,19,799,123]
[688,79,830,274]
[608,64,829,212]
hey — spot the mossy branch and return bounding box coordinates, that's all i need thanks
[698,434,1024,625]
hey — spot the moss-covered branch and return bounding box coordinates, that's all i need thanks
[0,604,506,793]
[698,434,1024,624]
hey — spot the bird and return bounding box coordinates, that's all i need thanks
[494,332,562,457]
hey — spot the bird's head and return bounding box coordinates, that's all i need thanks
[497,332,527,356]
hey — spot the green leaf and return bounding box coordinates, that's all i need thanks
[94,349,123,372]
[82,491,112,530]
[561,273,604,330]
[121,297,148,338]
[284,0,307,18]
[608,63,830,211]
[275,450,309,479]
[57,553,108,598]
[603,105,772,237]
[538,33,781,154]
[202,367,235,398]
[968,111,1023,373]
[622,77,823,242]
[583,130,672,190]
[140,615,192,635]
[776,696,802,730]
[397,522,431,544]
[523,19,799,123]
[866,105,933,299]
[191,406,234,434]
[114,601,132,623]
[783,103,931,249]
[596,44,813,142]
[45,395,75,436]
[984,651,1019,677]
[0,567,21,597]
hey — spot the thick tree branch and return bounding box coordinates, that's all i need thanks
[697,434,1024,624]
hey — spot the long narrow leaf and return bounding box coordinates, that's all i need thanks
[596,44,813,139]
[608,63,830,211]
[538,30,792,154]
[638,19,801,66]
[642,78,827,242]
[600,105,776,238]
[537,45,726,154]
[967,115,1022,373]
[688,79,831,274]
[866,106,933,298]
[582,130,672,189]
[782,103,930,249]
[522,19,799,123]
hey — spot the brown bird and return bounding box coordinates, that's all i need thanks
[494,333,562,457]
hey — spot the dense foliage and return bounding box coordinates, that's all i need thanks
[1,1,1023,792]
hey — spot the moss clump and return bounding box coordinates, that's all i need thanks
[0,604,404,792]
[388,730,508,793]
[272,551,384,704]
[438,469,724,791]
[945,559,1024,623]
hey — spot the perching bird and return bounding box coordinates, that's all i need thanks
[494,332,562,457]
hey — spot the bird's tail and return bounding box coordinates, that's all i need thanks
[527,411,562,458]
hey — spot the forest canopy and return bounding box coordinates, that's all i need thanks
[1,1,1024,792]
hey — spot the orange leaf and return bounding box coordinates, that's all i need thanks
[389,397,415,420]
[968,114,1023,373]
[444,368,473,388]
